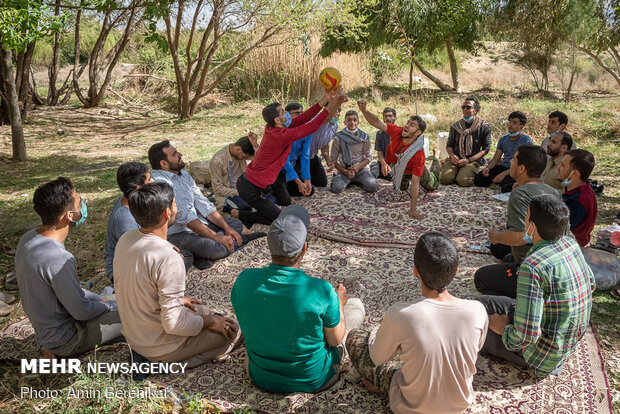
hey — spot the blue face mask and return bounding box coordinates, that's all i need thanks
[548,130,560,138]
[462,116,474,122]
[561,178,571,187]
[283,111,292,128]
[70,200,88,227]
[508,131,520,137]
[523,223,533,244]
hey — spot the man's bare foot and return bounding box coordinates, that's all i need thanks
[42,349,56,360]
[241,225,252,235]
[361,377,379,393]
[433,148,441,159]
[231,209,239,219]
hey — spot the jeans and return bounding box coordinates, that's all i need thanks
[474,165,515,193]
[236,172,291,225]
[168,217,244,261]
[331,168,378,193]
[474,295,529,367]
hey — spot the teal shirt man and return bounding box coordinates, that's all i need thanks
[231,263,341,392]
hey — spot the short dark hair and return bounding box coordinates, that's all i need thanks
[285,103,302,112]
[148,140,171,170]
[234,136,255,157]
[549,110,568,126]
[345,110,358,119]
[413,232,458,293]
[271,250,304,267]
[529,194,569,240]
[128,182,175,228]
[566,149,595,180]
[117,162,149,198]
[33,177,75,225]
[465,96,480,111]
[383,107,396,117]
[515,145,547,178]
[508,111,527,125]
[262,102,282,127]
[409,115,427,134]
[558,131,573,149]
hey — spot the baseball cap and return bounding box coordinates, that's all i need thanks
[267,205,310,257]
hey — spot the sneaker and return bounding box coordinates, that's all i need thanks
[129,350,150,381]
[242,232,267,245]
[194,258,213,270]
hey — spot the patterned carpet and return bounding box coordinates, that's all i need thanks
[0,181,613,413]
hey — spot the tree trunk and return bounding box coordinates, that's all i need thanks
[0,62,9,125]
[0,43,27,161]
[47,0,62,105]
[411,56,454,91]
[579,46,620,88]
[445,39,460,92]
[408,58,414,96]
[15,42,36,119]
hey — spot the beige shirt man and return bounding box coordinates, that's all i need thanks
[210,145,247,206]
[330,137,373,168]
[369,298,488,414]
[114,228,239,366]
[540,155,564,190]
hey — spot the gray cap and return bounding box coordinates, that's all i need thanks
[267,205,310,257]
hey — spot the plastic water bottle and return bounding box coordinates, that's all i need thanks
[100,286,114,295]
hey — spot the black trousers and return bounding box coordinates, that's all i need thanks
[307,155,328,187]
[474,261,521,298]
[490,243,513,261]
[236,172,291,225]
[474,295,528,367]
[474,165,516,193]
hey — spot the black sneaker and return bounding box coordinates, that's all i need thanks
[242,232,267,245]
[193,258,213,270]
[129,350,150,381]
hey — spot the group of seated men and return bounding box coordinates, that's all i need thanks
[14,88,600,413]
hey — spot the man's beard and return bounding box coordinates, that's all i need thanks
[168,211,177,226]
[547,148,559,157]
[169,160,186,172]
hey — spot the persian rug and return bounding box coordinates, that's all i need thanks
[0,182,613,413]
[293,180,507,248]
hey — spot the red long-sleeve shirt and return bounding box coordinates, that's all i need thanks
[246,104,329,189]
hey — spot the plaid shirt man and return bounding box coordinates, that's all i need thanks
[502,235,595,377]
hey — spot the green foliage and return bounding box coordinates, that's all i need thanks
[0,0,65,51]
[32,16,118,67]
[321,0,482,58]
[368,47,407,84]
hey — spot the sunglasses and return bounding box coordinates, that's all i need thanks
[461,105,474,110]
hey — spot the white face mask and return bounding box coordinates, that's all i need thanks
[347,128,358,134]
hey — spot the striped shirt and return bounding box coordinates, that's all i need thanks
[502,236,595,377]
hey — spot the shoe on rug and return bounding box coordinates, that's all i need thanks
[194,258,213,270]
[242,232,267,245]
